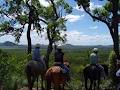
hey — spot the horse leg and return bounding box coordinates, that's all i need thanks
[41,75,44,90]
[54,84,60,90]
[97,79,100,90]
[47,80,51,90]
[36,76,39,90]
[93,81,96,90]
[31,76,36,90]
[26,65,32,90]
[61,84,65,90]
[89,80,93,90]
[27,74,32,90]
[85,77,88,90]
[59,85,62,90]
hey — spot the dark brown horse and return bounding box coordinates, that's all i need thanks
[25,55,47,90]
[45,60,70,90]
[83,64,108,90]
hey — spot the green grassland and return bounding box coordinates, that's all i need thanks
[0,48,113,90]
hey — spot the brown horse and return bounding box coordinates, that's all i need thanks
[45,60,70,90]
[25,55,47,90]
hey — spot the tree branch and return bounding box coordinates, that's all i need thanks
[39,18,47,24]
[1,11,14,20]
[83,7,110,26]
[82,6,115,43]
[50,0,59,19]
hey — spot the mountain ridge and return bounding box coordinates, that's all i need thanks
[0,41,113,50]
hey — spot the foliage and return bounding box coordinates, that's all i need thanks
[109,51,120,87]
[0,49,11,89]
[0,49,27,90]
[40,0,72,46]
[0,0,43,43]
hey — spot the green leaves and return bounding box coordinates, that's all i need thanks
[76,0,90,8]
[0,21,13,33]
[16,15,28,25]
[104,2,112,12]
[0,50,11,89]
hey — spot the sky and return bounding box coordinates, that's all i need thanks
[0,0,114,45]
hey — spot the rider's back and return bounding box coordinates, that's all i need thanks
[90,52,98,65]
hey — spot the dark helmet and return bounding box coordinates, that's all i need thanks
[57,48,62,52]
[35,44,40,48]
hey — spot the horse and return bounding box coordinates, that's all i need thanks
[45,59,70,90]
[83,64,108,90]
[25,55,47,90]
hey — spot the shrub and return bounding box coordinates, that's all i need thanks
[109,51,118,88]
[0,49,12,90]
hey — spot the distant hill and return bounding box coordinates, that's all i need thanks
[62,44,113,50]
[0,41,27,49]
[0,41,113,50]
[0,41,16,46]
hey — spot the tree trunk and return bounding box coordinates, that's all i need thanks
[27,23,32,54]
[46,42,53,69]
[46,42,53,90]
[27,5,33,54]
[112,0,119,59]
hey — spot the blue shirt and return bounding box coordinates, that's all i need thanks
[32,47,41,61]
[90,52,98,64]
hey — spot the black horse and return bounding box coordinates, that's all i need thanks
[83,64,108,90]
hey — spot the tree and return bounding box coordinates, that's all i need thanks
[0,0,43,54]
[75,0,120,87]
[39,0,72,69]
[75,0,120,60]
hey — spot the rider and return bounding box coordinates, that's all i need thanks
[90,48,105,79]
[32,44,41,62]
[54,48,70,76]
[116,59,120,77]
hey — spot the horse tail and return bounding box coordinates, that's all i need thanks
[45,69,52,81]
[26,65,31,75]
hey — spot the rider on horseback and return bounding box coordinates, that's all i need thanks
[54,48,70,76]
[32,44,41,62]
[90,48,106,79]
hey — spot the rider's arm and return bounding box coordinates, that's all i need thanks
[116,69,120,77]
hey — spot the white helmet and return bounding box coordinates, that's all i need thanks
[93,48,98,52]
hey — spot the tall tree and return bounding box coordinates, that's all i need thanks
[75,0,120,60]
[0,0,43,54]
[39,0,72,68]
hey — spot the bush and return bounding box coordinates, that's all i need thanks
[109,51,119,88]
[0,49,12,89]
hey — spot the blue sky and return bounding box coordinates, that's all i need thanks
[0,0,114,45]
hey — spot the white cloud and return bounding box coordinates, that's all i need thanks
[20,30,48,45]
[0,30,112,45]
[90,2,102,10]
[65,14,85,22]
[65,30,112,45]
[39,0,49,7]
[89,26,98,30]
[74,5,84,12]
